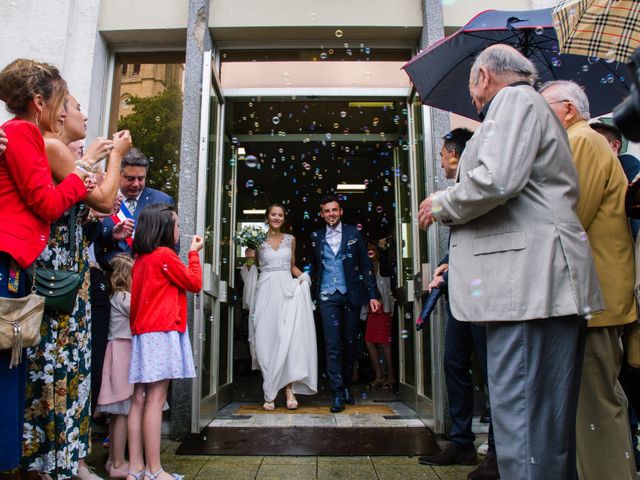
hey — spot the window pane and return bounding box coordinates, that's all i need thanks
[110,55,185,201]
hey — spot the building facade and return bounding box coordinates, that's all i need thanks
[1,0,562,438]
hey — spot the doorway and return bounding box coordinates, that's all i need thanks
[190,51,443,444]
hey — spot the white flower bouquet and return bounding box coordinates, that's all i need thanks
[233,226,267,266]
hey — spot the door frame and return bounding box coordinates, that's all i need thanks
[192,85,445,431]
[191,50,229,432]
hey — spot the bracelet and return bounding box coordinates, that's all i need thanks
[76,159,92,171]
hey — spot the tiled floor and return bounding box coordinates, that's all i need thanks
[209,401,427,429]
[87,435,487,480]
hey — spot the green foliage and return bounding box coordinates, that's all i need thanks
[117,87,183,200]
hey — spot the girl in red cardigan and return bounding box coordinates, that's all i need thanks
[127,203,202,480]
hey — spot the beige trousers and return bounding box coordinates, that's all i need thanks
[576,326,636,480]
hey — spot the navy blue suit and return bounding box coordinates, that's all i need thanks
[311,223,379,395]
[96,187,174,267]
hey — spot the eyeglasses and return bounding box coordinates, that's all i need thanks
[548,99,571,105]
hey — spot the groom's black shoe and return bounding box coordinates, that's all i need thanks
[330,394,345,413]
[343,388,355,405]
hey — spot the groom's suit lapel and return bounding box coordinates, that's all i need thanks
[317,228,326,263]
[340,224,349,256]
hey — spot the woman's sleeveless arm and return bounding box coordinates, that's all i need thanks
[4,122,87,222]
[160,248,203,293]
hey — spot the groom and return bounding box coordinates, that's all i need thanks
[312,195,381,412]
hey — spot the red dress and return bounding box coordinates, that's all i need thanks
[365,311,392,344]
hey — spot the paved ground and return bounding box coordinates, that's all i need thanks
[87,436,487,480]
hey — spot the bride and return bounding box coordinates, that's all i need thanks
[245,203,317,410]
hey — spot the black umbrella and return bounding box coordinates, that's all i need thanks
[403,8,632,120]
[416,271,447,331]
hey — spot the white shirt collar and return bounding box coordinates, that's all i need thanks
[120,190,143,203]
[326,222,342,234]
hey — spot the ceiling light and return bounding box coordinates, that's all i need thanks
[347,102,394,108]
[242,209,266,215]
[336,184,367,191]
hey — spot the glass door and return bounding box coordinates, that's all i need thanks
[394,92,432,417]
[192,50,228,432]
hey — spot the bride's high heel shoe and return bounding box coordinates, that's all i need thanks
[263,400,275,411]
[285,388,298,410]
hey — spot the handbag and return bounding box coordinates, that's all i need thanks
[0,273,45,368]
[34,206,83,314]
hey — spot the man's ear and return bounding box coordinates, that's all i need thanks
[478,66,490,87]
[565,101,579,123]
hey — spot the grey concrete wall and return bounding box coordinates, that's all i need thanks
[0,0,106,138]
[171,0,212,439]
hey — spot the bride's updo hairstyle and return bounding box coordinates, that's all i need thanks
[265,203,286,229]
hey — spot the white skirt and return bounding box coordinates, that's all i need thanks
[129,329,196,384]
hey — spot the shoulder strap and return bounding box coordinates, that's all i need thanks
[68,205,77,267]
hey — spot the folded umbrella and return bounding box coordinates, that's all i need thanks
[403,8,631,120]
[416,271,447,331]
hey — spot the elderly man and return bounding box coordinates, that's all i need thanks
[97,147,175,266]
[418,128,499,480]
[541,80,637,480]
[418,45,602,480]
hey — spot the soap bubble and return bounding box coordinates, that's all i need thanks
[469,278,485,297]
[245,155,257,168]
[534,26,544,35]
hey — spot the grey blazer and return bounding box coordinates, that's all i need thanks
[432,84,603,322]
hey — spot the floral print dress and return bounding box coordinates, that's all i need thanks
[22,206,92,479]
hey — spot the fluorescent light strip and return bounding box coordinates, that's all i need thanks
[336,184,367,191]
[243,209,265,215]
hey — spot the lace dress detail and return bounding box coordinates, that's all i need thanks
[258,234,293,272]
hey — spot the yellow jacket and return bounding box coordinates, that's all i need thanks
[568,120,637,327]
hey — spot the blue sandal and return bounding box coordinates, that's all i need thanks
[145,468,183,480]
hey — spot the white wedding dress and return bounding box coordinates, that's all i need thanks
[247,234,318,402]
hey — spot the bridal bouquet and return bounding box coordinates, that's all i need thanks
[233,226,267,266]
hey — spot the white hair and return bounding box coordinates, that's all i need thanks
[470,45,538,86]
[539,80,591,120]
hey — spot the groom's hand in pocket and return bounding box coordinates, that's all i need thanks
[369,299,382,313]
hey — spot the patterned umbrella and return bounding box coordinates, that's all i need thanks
[552,0,640,64]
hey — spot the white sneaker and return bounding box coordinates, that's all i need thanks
[477,440,489,456]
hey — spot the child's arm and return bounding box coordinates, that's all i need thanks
[161,248,203,293]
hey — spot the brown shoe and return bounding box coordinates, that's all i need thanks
[418,442,477,466]
[467,451,500,480]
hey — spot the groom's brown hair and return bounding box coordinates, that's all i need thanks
[319,195,341,208]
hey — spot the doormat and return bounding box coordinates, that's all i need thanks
[177,426,438,456]
[235,404,395,415]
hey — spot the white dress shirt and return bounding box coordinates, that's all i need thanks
[325,222,342,256]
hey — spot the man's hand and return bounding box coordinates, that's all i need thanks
[433,263,449,278]
[418,195,436,230]
[428,275,445,292]
[0,128,7,155]
[369,299,382,313]
[112,218,135,241]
